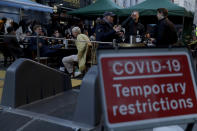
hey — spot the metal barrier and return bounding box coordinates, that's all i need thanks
[0,60,101,130]
[0,34,113,65]
[1,58,72,108]
[74,65,101,126]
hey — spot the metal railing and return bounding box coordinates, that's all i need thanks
[0,34,113,44]
[0,34,149,65]
[0,34,115,64]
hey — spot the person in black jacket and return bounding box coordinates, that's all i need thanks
[4,27,24,59]
[121,11,145,43]
[150,8,178,47]
[96,12,121,48]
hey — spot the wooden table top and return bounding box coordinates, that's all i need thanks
[119,43,146,47]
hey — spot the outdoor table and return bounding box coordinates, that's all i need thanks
[119,43,146,47]
[50,47,78,57]
[19,42,30,48]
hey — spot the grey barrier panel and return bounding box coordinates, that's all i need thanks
[74,65,102,127]
[0,107,79,131]
[20,90,79,121]
[1,58,72,108]
[0,111,32,131]
[22,120,74,131]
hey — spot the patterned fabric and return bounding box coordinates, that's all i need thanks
[76,34,90,72]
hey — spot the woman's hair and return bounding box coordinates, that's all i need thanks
[72,27,81,34]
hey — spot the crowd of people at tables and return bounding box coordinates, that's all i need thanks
[0,8,180,77]
[0,17,97,77]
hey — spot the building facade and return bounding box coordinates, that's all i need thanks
[194,0,197,25]
[112,0,195,12]
[172,0,195,12]
[81,0,97,7]
[35,0,81,9]
[112,0,145,8]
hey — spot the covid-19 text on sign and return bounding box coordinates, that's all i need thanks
[99,52,197,126]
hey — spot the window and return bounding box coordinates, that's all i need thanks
[136,0,138,4]
[123,0,127,8]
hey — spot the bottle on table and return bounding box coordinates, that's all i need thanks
[63,39,68,49]
[136,30,141,43]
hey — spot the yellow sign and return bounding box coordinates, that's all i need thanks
[196,27,197,37]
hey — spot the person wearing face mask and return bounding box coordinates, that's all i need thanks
[149,8,178,47]
[121,11,145,43]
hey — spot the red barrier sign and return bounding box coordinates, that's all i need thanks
[99,50,197,129]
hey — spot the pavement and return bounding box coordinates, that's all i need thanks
[0,54,197,130]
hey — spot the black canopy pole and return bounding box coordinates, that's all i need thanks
[182,15,185,40]
[116,10,120,25]
[117,15,119,25]
[19,8,22,21]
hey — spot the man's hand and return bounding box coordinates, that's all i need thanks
[145,33,151,38]
[113,25,121,32]
[38,43,43,48]
[88,42,92,46]
[131,12,138,21]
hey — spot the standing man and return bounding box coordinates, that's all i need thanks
[96,12,121,48]
[150,8,178,47]
[121,11,145,43]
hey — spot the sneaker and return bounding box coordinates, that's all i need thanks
[74,71,82,77]
[59,67,65,72]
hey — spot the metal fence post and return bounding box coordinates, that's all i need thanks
[113,39,118,50]
[36,34,40,63]
[185,123,194,131]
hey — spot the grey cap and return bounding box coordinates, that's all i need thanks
[103,12,116,17]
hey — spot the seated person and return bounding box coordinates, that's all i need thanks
[90,33,96,41]
[4,27,24,59]
[116,30,125,43]
[23,30,31,43]
[62,27,91,77]
[29,25,56,57]
[49,29,64,49]
[51,29,63,44]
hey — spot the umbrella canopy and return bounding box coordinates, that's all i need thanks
[0,0,53,13]
[68,0,122,16]
[118,0,192,17]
